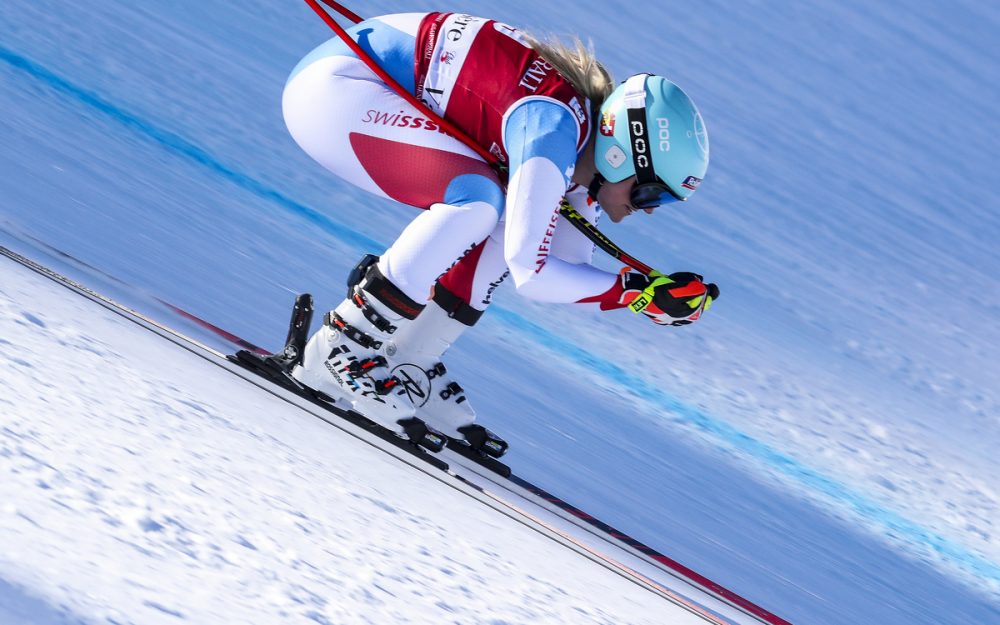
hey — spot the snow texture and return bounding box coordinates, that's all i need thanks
[0,259,698,624]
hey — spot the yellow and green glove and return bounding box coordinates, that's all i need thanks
[618,269,719,326]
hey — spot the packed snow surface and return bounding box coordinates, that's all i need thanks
[1,1,998,624]
[1,257,708,625]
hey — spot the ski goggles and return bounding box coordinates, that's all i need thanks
[630,178,685,210]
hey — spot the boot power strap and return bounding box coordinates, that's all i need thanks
[325,311,383,350]
[352,288,398,334]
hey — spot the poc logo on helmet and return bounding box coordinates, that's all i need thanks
[657,117,670,152]
[630,120,649,169]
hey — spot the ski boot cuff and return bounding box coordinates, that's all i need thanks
[431,281,484,327]
[359,263,425,320]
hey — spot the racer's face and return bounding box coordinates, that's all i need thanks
[599,176,655,223]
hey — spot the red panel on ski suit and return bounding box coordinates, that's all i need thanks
[414,12,591,169]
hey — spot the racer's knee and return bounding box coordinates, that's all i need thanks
[443,173,505,219]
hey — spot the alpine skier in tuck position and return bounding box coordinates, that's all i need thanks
[281,11,718,455]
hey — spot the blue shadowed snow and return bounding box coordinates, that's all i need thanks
[0,578,87,625]
[488,304,1000,589]
[0,46,376,253]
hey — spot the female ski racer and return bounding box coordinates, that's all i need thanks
[281,11,718,451]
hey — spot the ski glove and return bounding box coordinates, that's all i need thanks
[618,269,719,326]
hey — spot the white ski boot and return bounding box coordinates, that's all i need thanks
[292,259,423,434]
[389,283,508,458]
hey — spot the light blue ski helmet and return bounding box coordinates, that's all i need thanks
[594,74,709,205]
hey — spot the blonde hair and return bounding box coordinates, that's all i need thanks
[525,33,615,114]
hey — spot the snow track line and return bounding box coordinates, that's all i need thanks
[1,244,730,624]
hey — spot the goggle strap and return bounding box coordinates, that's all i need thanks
[622,73,649,108]
[623,74,658,186]
[587,172,605,203]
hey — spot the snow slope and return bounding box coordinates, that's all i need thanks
[0,252,716,625]
[1,0,999,624]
